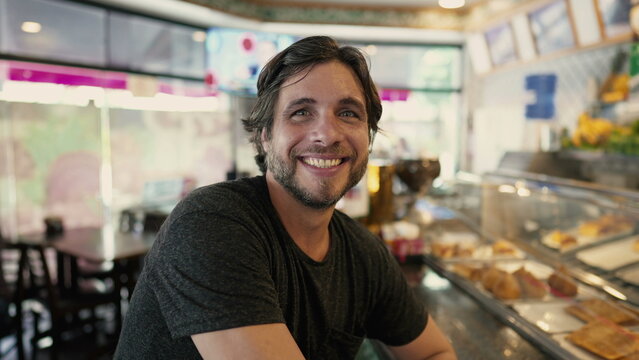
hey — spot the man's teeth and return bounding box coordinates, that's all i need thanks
[304,158,342,168]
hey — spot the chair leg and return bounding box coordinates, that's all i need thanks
[30,310,41,360]
[16,307,25,360]
[49,318,60,360]
[15,245,29,360]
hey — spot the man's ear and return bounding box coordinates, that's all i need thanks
[368,132,376,153]
[261,129,270,152]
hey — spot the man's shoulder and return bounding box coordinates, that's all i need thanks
[171,176,268,218]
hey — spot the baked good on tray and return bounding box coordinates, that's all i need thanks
[491,239,518,256]
[567,319,639,360]
[565,298,639,326]
[513,266,547,299]
[481,266,506,293]
[478,264,547,300]
[451,263,484,282]
[491,272,521,300]
[547,266,578,297]
[578,214,635,238]
[547,230,578,250]
[431,242,475,259]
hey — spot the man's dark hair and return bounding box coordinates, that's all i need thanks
[242,35,382,173]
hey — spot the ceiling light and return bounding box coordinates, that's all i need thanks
[21,21,42,34]
[192,30,206,43]
[364,45,378,56]
[439,0,465,9]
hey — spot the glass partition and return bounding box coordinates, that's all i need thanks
[0,60,229,238]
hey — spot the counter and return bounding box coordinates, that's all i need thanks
[399,170,639,360]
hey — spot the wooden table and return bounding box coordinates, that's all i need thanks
[21,226,156,262]
[50,226,154,292]
[12,226,156,348]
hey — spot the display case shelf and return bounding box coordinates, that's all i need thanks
[420,170,639,359]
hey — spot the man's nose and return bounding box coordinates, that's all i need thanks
[310,112,343,145]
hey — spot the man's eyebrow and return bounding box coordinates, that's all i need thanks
[281,96,366,114]
[282,97,316,113]
[340,97,366,112]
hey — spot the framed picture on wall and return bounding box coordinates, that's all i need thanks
[596,0,632,38]
[528,0,575,55]
[485,22,518,66]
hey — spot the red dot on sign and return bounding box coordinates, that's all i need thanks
[242,38,254,52]
[205,72,216,86]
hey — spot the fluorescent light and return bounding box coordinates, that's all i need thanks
[21,21,42,34]
[439,0,465,9]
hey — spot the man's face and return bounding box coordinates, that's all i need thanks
[262,60,370,210]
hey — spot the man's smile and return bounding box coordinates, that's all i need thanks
[300,157,346,169]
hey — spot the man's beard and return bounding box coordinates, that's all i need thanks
[266,145,368,210]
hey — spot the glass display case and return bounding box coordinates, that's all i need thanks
[419,170,639,360]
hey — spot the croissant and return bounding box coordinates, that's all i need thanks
[513,266,547,299]
[492,272,521,300]
[481,266,506,292]
[548,268,578,297]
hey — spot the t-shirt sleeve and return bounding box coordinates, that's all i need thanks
[364,238,428,346]
[148,210,285,339]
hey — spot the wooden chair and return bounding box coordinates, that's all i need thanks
[24,244,120,360]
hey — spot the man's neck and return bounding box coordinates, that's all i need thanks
[265,172,334,262]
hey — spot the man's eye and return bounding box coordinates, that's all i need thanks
[293,109,309,116]
[340,110,359,118]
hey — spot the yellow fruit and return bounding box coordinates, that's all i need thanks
[572,113,615,147]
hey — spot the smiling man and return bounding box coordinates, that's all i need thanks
[266,61,369,211]
[115,36,456,360]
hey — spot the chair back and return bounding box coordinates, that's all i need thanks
[0,242,12,330]
[0,225,26,360]
[0,226,15,311]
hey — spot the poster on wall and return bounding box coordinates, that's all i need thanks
[484,22,518,66]
[206,28,297,94]
[528,0,575,55]
[597,0,632,38]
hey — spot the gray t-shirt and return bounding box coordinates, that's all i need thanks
[114,176,427,359]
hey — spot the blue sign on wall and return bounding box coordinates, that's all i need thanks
[525,74,557,120]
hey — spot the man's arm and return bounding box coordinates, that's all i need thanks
[192,323,306,360]
[387,315,457,360]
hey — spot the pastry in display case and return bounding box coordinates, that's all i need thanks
[563,319,639,360]
[564,298,639,326]
[418,170,639,359]
[428,234,525,261]
[541,214,636,252]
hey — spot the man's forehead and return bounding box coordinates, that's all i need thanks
[278,62,366,103]
[280,61,362,88]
